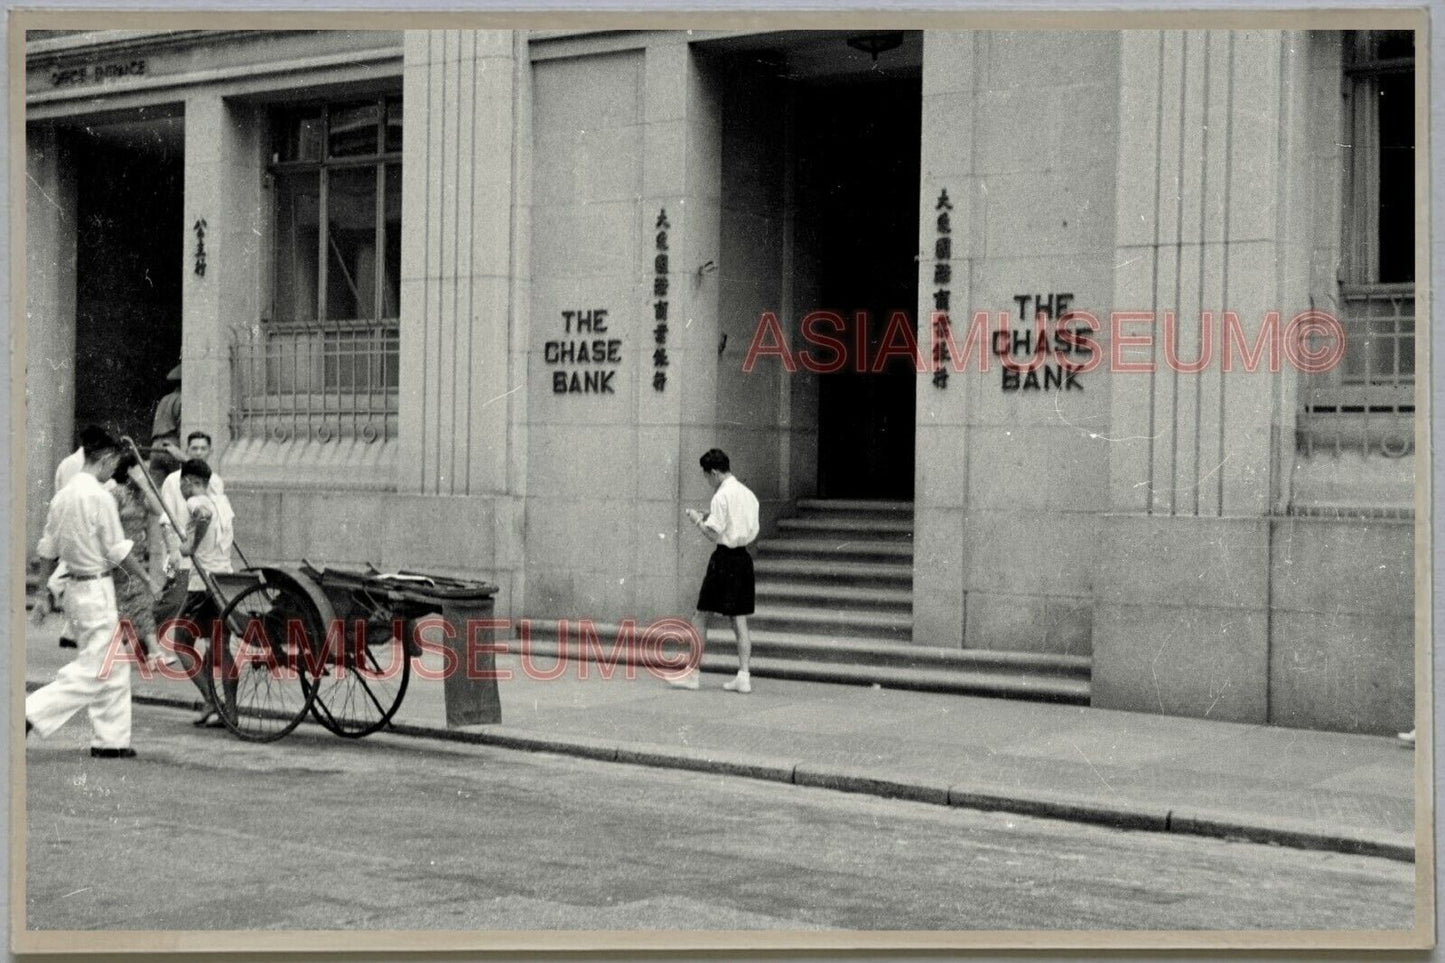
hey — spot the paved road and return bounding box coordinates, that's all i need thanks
[23,704,1414,932]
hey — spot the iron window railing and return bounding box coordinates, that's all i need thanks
[1299,30,1417,460]
[229,322,399,445]
[1297,284,1414,458]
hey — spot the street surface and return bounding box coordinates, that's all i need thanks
[24,704,1414,932]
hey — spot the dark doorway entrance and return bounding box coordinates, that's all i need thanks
[69,112,184,447]
[794,78,920,500]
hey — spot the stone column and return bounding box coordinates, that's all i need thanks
[182,95,264,462]
[1093,31,1311,721]
[398,30,520,499]
[911,31,975,649]
[25,124,78,554]
[635,39,723,616]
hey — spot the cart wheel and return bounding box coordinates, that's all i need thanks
[207,579,326,742]
[309,621,411,738]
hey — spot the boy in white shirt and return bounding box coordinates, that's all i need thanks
[168,458,235,726]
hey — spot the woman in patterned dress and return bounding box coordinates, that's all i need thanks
[110,453,166,663]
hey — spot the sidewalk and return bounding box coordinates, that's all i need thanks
[22,618,1418,862]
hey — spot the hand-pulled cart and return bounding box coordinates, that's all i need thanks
[198,563,499,742]
[122,438,499,743]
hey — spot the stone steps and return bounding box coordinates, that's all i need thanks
[752,557,914,587]
[512,500,1091,705]
[754,580,914,611]
[754,538,914,562]
[508,626,1089,704]
[776,516,915,538]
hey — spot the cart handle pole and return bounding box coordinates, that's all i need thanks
[119,436,234,623]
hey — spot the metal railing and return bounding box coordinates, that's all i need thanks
[1297,284,1414,458]
[230,322,399,444]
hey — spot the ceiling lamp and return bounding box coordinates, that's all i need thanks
[846,32,904,62]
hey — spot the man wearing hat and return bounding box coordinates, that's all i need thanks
[26,427,164,758]
[148,363,184,489]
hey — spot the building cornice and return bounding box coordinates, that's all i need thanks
[26,29,277,63]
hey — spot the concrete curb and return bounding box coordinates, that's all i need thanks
[1168,807,1416,863]
[31,684,1415,864]
[793,763,952,806]
[948,784,1171,833]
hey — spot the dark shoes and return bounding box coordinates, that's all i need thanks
[89,747,138,759]
[58,636,77,649]
[27,717,134,757]
[192,707,227,729]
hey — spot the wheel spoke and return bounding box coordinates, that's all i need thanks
[210,580,323,742]
[309,628,410,738]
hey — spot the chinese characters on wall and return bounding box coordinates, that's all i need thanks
[931,189,952,389]
[652,209,670,392]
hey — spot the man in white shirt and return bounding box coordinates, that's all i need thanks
[53,444,85,491]
[46,426,106,650]
[675,448,761,694]
[27,430,163,757]
[158,430,225,594]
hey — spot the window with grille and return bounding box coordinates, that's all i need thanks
[233,95,402,445]
[1300,30,1414,458]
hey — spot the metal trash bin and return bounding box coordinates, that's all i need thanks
[385,572,502,728]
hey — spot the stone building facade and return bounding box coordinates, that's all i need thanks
[24,27,1418,733]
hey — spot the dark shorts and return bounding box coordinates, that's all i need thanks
[696,545,755,617]
[164,590,221,646]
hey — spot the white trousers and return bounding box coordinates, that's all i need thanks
[26,577,132,749]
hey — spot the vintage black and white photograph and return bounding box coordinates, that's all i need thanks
[10,10,1432,951]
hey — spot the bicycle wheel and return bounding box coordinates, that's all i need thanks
[207,579,326,742]
[309,619,411,738]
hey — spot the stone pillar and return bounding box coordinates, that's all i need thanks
[25,124,78,554]
[638,39,723,616]
[911,31,975,649]
[913,31,1119,656]
[399,30,520,498]
[182,95,263,462]
[1093,31,1311,721]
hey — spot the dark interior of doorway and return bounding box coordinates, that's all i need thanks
[795,77,921,500]
[72,124,183,449]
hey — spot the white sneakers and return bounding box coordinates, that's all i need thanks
[667,670,753,693]
[1398,728,1416,745]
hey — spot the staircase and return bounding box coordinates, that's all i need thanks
[750,499,917,645]
[519,500,1091,704]
[733,499,1091,703]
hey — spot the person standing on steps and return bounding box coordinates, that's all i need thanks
[673,448,760,694]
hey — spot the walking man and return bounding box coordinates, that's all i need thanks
[26,428,163,758]
[674,448,760,694]
[46,425,110,650]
